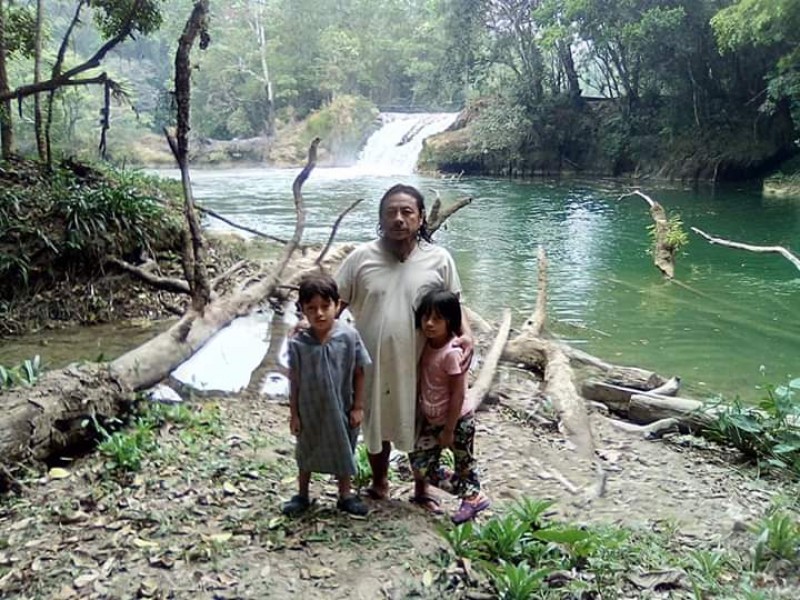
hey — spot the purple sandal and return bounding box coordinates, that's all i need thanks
[451,495,491,524]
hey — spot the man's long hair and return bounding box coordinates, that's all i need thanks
[376,184,433,243]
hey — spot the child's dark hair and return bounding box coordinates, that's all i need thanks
[415,287,462,336]
[297,273,340,306]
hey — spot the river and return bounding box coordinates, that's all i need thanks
[2,114,798,403]
[165,165,797,403]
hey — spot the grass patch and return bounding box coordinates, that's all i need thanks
[95,401,225,474]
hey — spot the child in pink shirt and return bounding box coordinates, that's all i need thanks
[409,288,490,524]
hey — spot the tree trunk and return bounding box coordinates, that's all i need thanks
[33,0,46,161]
[0,365,131,471]
[0,0,14,159]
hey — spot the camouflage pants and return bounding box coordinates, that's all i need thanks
[409,413,481,499]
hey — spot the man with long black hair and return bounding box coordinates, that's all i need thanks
[336,184,473,501]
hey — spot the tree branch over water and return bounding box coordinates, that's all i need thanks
[691,227,800,272]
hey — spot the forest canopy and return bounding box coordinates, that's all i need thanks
[0,0,797,175]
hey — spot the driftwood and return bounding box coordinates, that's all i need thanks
[504,247,596,460]
[582,376,680,414]
[620,190,677,279]
[628,393,712,429]
[691,227,800,272]
[466,308,512,412]
[605,416,682,440]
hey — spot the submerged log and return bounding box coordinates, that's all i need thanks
[620,190,677,279]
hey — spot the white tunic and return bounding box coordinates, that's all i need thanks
[336,240,462,453]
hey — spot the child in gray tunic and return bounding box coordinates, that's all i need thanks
[282,274,371,517]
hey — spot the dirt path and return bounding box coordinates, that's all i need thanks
[0,391,792,599]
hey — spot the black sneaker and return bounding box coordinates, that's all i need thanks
[337,495,369,516]
[281,494,310,516]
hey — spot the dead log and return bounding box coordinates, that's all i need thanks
[605,416,681,439]
[504,246,596,460]
[466,308,512,412]
[620,190,678,279]
[628,394,713,430]
[581,376,680,414]
[691,227,800,272]
[0,365,130,470]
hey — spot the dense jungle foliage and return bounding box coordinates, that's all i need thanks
[0,160,182,302]
[0,0,798,177]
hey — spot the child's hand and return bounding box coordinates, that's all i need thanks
[439,428,455,448]
[349,408,364,428]
[290,415,301,436]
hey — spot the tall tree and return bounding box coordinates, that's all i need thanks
[33,0,46,161]
[1,0,165,161]
[0,0,11,158]
[712,0,800,132]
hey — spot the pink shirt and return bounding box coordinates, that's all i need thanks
[418,339,470,425]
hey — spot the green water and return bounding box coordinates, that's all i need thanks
[3,167,798,403]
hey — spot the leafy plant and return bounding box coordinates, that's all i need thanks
[486,560,548,600]
[749,511,800,570]
[473,514,530,562]
[354,443,372,491]
[439,521,479,560]
[704,378,800,475]
[647,214,689,253]
[510,497,554,530]
[0,355,43,389]
[96,416,156,472]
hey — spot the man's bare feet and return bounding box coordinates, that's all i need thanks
[365,480,389,500]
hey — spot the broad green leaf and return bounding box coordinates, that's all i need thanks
[531,527,590,545]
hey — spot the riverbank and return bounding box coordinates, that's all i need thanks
[0,386,798,598]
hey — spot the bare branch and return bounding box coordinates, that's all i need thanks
[196,205,289,244]
[428,196,473,234]
[467,308,512,412]
[691,227,800,272]
[170,0,211,311]
[108,258,190,295]
[1,0,148,103]
[315,198,364,266]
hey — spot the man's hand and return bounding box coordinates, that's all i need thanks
[453,333,474,372]
[439,428,455,448]
[290,414,301,436]
[349,408,364,428]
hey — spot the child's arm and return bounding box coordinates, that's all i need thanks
[350,365,365,427]
[289,371,301,435]
[440,369,467,448]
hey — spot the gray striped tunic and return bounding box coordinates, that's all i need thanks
[288,321,371,475]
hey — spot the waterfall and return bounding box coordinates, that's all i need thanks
[354,112,459,176]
